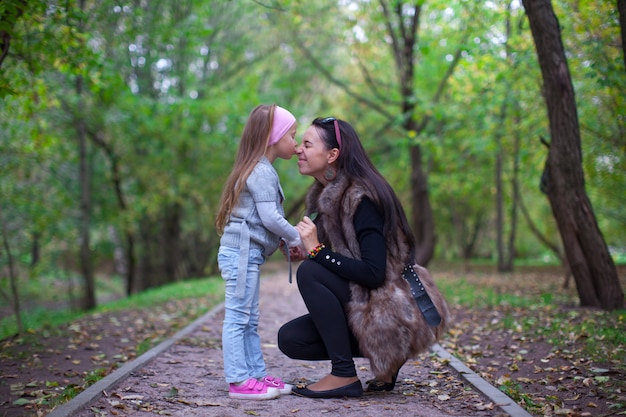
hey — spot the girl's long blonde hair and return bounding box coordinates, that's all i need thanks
[215,104,276,234]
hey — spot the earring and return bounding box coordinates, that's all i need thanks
[324,166,336,181]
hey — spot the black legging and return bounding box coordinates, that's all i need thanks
[278,260,363,377]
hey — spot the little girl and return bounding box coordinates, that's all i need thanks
[215,104,300,400]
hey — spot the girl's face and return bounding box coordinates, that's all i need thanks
[271,123,298,161]
[296,125,338,184]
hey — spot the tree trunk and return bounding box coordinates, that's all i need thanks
[163,203,182,282]
[77,73,96,310]
[517,182,568,271]
[380,1,437,265]
[409,144,436,265]
[88,129,137,296]
[0,0,27,70]
[31,232,40,266]
[495,100,507,272]
[0,205,24,334]
[497,5,517,273]
[125,235,136,295]
[74,0,96,310]
[522,0,624,310]
[618,0,626,71]
[506,110,522,272]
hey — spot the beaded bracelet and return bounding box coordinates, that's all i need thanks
[308,243,326,259]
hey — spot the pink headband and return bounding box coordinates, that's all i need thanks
[269,106,296,146]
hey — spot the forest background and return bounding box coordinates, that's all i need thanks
[1,0,625,331]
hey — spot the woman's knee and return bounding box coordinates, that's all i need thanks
[296,260,325,288]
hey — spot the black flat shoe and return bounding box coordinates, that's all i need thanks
[365,370,399,392]
[292,380,363,398]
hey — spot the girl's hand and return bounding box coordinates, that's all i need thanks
[278,239,289,258]
[288,245,306,261]
[281,240,306,261]
[296,216,320,253]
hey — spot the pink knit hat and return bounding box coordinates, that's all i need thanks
[268,106,296,146]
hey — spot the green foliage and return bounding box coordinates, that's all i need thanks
[83,367,108,386]
[56,384,81,404]
[498,379,541,411]
[0,0,623,315]
[135,338,155,357]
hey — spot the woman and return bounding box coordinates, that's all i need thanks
[278,117,449,398]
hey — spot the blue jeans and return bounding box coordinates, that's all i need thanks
[218,246,266,383]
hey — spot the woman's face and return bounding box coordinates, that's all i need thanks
[296,125,336,183]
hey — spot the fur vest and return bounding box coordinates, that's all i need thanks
[305,174,450,380]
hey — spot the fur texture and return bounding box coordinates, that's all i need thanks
[305,175,450,380]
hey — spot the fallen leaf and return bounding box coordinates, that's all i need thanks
[475,402,495,411]
[176,398,193,405]
[195,400,224,406]
[10,382,26,392]
[120,394,144,400]
[165,387,179,397]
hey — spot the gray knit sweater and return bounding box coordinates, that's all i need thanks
[220,157,298,257]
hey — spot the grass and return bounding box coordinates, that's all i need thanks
[98,277,224,311]
[433,264,626,415]
[499,379,540,409]
[435,265,626,365]
[0,274,224,340]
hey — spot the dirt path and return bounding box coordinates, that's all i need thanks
[62,265,511,417]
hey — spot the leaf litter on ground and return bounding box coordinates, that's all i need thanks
[438,264,626,417]
[0,264,624,417]
[0,293,220,416]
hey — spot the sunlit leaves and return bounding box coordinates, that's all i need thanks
[1,0,624,306]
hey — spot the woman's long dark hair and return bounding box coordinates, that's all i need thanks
[311,117,417,257]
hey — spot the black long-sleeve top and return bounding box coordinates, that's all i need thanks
[311,198,387,289]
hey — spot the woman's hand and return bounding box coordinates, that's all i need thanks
[296,216,320,253]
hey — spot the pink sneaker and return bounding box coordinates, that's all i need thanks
[229,377,280,400]
[261,376,293,395]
